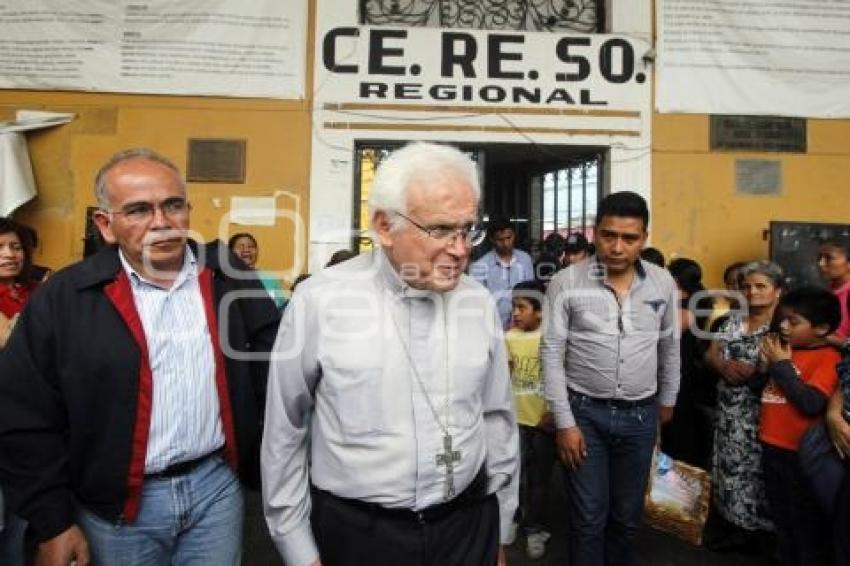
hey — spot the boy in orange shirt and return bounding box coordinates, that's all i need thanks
[759,286,842,566]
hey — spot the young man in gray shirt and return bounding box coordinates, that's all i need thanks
[541,191,680,566]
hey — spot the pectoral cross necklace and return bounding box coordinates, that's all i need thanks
[392,298,460,500]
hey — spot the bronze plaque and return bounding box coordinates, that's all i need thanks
[711,115,806,153]
[187,138,246,183]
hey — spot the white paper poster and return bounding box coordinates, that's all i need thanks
[0,0,306,99]
[656,0,850,118]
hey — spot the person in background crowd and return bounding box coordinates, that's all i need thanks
[662,257,714,469]
[542,191,680,566]
[758,287,841,566]
[325,248,357,268]
[533,251,563,291]
[707,261,749,333]
[704,260,782,553]
[0,218,40,566]
[542,232,566,266]
[229,232,287,310]
[640,246,666,268]
[826,343,850,566]
[0,219,38,349]
[817,237,850,347]
[262,142,518,566]
[471,216,534,329]
[0,149,281,566]
[506,279,554,560]
[562,232,591,267]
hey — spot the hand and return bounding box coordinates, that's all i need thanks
[718,359,756,385]
[827,402,850,459]
[760,333,791,364]
[497,546,507,566]
[556,426,586,470]
[658,405,674,425]
[537,411,555,433]
[0,312,15,348]
[310,561,323,566]
[35,525,90,566]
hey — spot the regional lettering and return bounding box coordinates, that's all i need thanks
[359,82,607,105]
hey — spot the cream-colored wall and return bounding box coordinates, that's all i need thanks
[652,113,850,288]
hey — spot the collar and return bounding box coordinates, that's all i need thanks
[73,239,222,290]
[491,250,516,267]
[587,255,647,282]
[377,248,437,300]
[834,279,850,294]
[119,246,197,290]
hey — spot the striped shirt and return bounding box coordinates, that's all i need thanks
[119,248,224,473]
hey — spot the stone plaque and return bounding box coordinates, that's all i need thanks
[736,159,782,196]
[187,139,246,183]
[711,115,806,152]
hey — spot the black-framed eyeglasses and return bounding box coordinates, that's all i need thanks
[104,197,191,223]
[395,212,486,247]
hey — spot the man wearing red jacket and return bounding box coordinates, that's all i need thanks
[0,148,280,565]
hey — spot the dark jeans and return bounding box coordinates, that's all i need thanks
[518,425,555,534]
[564,393,658,566]
[761,443,830,566]
[311,487,499,566]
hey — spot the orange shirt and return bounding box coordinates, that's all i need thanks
[759,347,841,451]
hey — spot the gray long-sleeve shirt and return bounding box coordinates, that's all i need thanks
[541,257,681,430]
[261,251,519,566]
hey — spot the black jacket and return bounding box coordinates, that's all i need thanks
[0,241,280,542]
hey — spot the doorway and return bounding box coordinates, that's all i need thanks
[352,141,606,258]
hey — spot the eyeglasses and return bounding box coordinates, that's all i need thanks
[104,197,191,223]
[395,212,486,247]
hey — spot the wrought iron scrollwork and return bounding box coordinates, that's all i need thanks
[360,0,600,32]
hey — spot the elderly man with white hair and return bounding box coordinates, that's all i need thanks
[262,142,519,566]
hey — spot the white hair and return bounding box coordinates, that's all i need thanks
[368,142,481,230]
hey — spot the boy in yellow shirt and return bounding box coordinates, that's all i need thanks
[506,280,554,559]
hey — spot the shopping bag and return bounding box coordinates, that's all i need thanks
[644,451,711,546]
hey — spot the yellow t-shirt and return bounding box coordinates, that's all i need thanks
[505,328,546,427]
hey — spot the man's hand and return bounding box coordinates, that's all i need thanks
[310,560,323,566]
[497,545,507,566]
[658,405,674,425]
[556,427,586,470]
[35,525,90,566]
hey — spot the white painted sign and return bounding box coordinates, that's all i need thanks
[657,0,850,118]
[0,0,306,99]
[317,25,650,110]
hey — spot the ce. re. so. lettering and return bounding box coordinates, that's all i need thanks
[322,27,646,106]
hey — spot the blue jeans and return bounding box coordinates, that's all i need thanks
[564,393,658,566]
[78,455,243,566]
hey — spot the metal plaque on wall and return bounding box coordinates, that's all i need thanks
[736,159,782,196]
[711,115,806,153]
[187,139,247,183]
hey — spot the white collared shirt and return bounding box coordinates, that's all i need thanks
[262,250,519,566]
[119,247,224,473]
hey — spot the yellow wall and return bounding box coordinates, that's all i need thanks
[652,113,850,288]
[1,93,312,283]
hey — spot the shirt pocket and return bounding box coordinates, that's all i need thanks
[570,295,616,333]
[322,366,384,436]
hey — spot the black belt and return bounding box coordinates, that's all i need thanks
[569,390,656,409]
[144,449,222,480]
[312,467,489,525]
